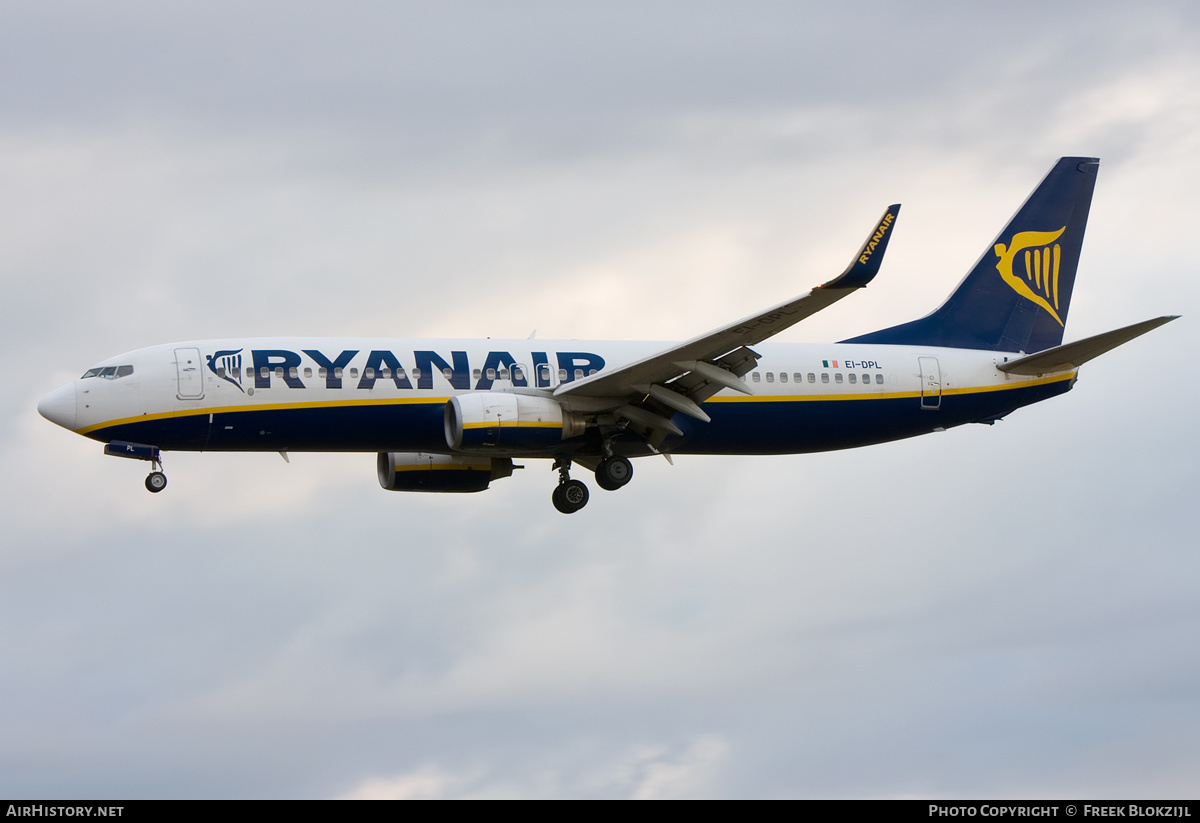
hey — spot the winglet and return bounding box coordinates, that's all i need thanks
[819,204,901,290]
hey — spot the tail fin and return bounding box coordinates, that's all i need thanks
[842,157,1099,353]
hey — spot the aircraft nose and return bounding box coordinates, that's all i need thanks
[38,382,77,430]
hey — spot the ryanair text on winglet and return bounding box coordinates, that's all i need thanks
[858,211,896,265]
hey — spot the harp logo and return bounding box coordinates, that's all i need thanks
[206,348,246,392]
[993,227,1067,326]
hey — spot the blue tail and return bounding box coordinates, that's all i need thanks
[842,157,1099,353]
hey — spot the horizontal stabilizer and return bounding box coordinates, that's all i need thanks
[998,316,1178,375]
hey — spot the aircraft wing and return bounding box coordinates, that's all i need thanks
[553,205,900,438]
[556,206,897,405]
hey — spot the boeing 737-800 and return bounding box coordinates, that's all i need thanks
[38,157,1176,512]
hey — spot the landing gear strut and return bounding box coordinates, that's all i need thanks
[144,454,168,493]
[551,459,589,514]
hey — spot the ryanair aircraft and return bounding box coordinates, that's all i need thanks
[38,157,1176,513]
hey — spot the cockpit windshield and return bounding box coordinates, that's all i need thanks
[81,365,134,380]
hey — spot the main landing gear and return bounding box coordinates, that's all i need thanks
[595,455,633,491]
[551,459,589,514]
[550,454,635,513]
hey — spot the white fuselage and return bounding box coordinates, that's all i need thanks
[40,337,1075,458]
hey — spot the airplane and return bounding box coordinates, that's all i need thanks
[38,156,1177,513]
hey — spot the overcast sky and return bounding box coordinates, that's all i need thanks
[2,1,1198,799]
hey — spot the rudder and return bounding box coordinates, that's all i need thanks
[842,157,1099,353]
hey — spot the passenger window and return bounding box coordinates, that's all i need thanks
[574,368,584,380]
[558,368,567,381]
[765,372,774,383]
[795,373,803,383]
[834,373,843,384]
[486,368,496,380]
[349,368,359,379]
[260,367,269,379]
[752,372,761,383]
[848,373,857,384]
[364,367,375,379]
[807,373,815,383]
[274,367,284,379]
[876,374,884,384]
[862,373,869,384]
[215,366,225,377]
[473,369,482,381]
[539,365,550,382]
[499,368,509,380]
[589,369,598,376]
[334,367,342,379]
[821,373,829,383]
[289,367,299,379]
[779,372,788,383]
[381,368,391,379]
[247,367,255,378]
[303,367,312,378]
[319,367,327,378]
[443,367,453,381]
[513,367,524,381]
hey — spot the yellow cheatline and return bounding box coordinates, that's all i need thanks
[78,372,1077,435]
[943,372,1075,395]
[707,372,1074,404]
[462,420,562,430]
[709,390,918,403]
[393,463,491,472]
[76,396,450,436]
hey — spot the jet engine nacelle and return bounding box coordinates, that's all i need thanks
[444,393,586,453]
[377,451,515,493]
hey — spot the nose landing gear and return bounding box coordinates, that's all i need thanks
[103,441,168,494]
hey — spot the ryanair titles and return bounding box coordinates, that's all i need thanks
[205,348,606,393]
[858,211,896,265]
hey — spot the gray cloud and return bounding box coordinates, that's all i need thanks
[2,0,1198,799]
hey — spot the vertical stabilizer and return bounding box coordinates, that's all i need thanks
[842,157,1099,353]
